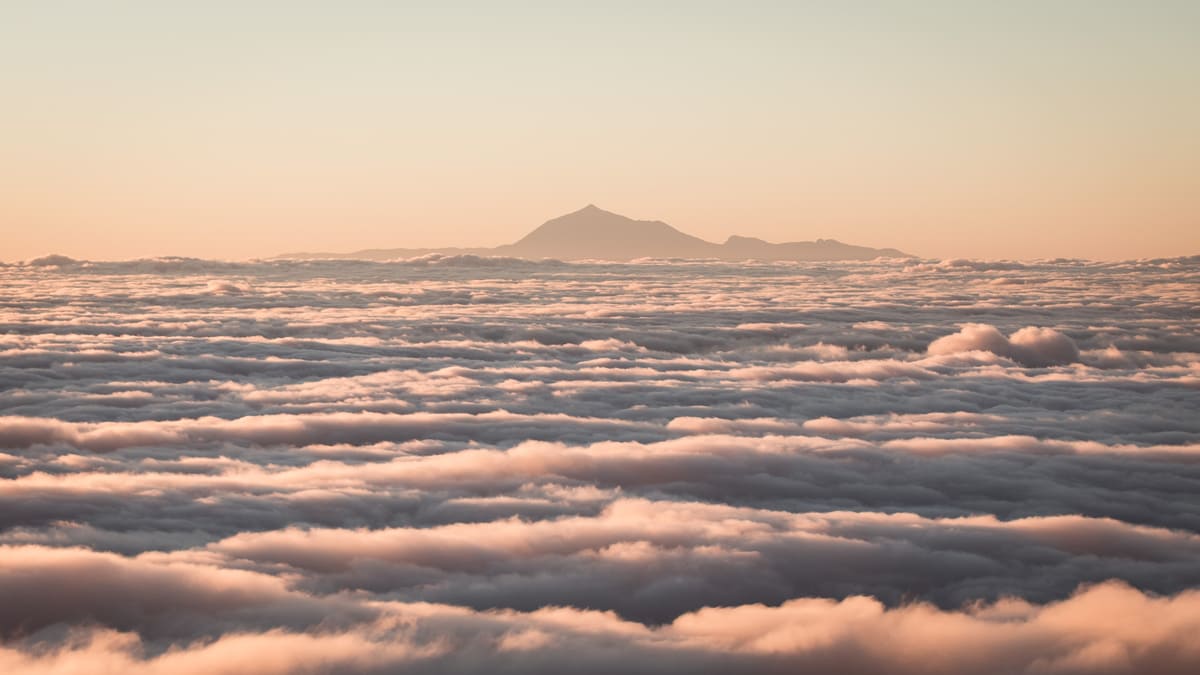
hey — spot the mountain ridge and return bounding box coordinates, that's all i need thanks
[277,205,912,261]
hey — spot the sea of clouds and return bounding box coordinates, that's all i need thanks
[1,254,1198,674]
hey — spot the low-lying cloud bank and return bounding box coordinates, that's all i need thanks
[1,256,1197,673]
[1,581,1197,675]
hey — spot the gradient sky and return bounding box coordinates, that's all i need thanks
[2,1,1198,261]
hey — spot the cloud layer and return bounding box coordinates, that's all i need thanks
[1,255,1198,673]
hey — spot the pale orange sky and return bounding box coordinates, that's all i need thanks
[2,2,1198,261]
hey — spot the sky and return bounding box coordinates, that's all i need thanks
[2,0,1198,261]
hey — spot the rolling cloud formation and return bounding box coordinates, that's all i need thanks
[1,254,1198,673]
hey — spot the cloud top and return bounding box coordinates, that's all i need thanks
[0,256,1196,673]
[928,323,1081,366]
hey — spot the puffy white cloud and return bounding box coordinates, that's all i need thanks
[928,323,1080,367]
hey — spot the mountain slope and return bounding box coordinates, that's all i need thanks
[721,235,910,261]
[496,205,720,259]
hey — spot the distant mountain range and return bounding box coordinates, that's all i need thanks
[277,205,912,261]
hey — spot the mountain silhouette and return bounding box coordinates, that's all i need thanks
[279,205,911,261]
[493,205,718,259]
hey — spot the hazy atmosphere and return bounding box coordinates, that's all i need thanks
[3,1,1198,261]
[3,3,1199,675]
